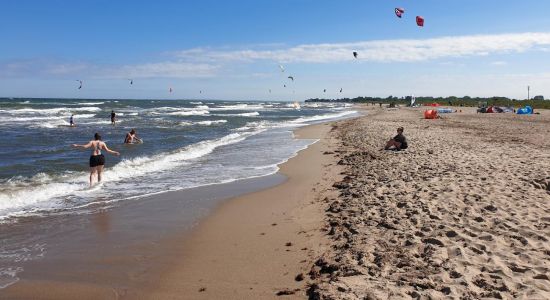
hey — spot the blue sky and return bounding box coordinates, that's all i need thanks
[1,0,550,100]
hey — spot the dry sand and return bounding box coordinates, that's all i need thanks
[308,106,550,299]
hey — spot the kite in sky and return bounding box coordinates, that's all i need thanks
[279,65,285,72]
[76,80,82,89]
[323,89,326,93]
[129,79,133,85]
[340,88,343,93]
[416,16,424,27]
[353,51,358,59]
[395,8,405,18]
[169,87,173,93]
[288,76,294,81]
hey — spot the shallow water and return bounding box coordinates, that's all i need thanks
[0,98,355,221]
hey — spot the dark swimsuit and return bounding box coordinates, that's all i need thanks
[393,134,408,149]
[89,142,105,167]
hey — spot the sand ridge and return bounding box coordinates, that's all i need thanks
[308,106,550,299]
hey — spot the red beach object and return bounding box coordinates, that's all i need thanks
[424,110,438,119]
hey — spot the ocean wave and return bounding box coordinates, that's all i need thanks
[32,119,71,128]
[210,104,265,111]
[0,267,23,289]
[196,120,227,126]
[166,109,210,116]
[290,110,357,124]
[179,120,228,126]
[213,112,260,117]
[76,102,105,105]
[0,131,259,219]
[1,107,102,115]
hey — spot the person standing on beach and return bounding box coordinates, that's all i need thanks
[110,110,116,125]
[72,133,120,187]
[69,114,75,127]
[385,127,408,150]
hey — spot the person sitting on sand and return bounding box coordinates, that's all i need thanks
[72,133,120,187]
[124,129,142,144]
[385,127,408,151]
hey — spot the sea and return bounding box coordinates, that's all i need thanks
[0,98,356,222]
[0,99,357,293]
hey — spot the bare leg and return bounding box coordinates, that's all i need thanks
[89,167,97,187]
[97,165,104,183]
[385,140,402,150]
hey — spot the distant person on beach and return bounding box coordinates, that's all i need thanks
[384,127,408,151]
[124,129,142,144]
[69,114,75,127]
[110,110,116,125]
[72,133,120,187]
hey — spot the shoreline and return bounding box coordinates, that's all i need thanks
[0,120,344,299]
[145,121,342,299]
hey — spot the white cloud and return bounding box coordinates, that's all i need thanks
[0,59,219,79]
[490,61,508,66]
[174,32,550,64]
[106,61,219,79]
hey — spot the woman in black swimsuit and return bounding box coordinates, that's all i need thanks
[72,133,120,187]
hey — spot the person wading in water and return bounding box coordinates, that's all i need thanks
[72,133,120,187]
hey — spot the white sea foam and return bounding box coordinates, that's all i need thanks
[196,120,227,126]
[210,104,265,111]
[2,107,101,115]
[33,119,72,128]
[0,131,259,219]
[179,119,228,126]
[214,111,260,117]
[77,102,105,105]
[0,267,23,289]
[290,110,357,124]
[166,109,210,116]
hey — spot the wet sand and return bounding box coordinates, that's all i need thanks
[146,122,341,299]
[0,174,287,299]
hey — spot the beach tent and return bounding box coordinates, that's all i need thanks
[437,108,454,113]
[486,106,495,113]
[477,107,487,113]
[516,106,533,115]
[424,110,438,119]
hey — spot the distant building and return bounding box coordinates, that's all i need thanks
[533,95,545,100]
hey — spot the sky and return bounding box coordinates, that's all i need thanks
[1,0,550,100]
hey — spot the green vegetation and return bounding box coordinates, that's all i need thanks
[305,96,550,109]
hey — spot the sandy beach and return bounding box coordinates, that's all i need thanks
[2,106,549,299]
[307,106,550,299]
[146,106,550,299]
[145,122,342,299]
